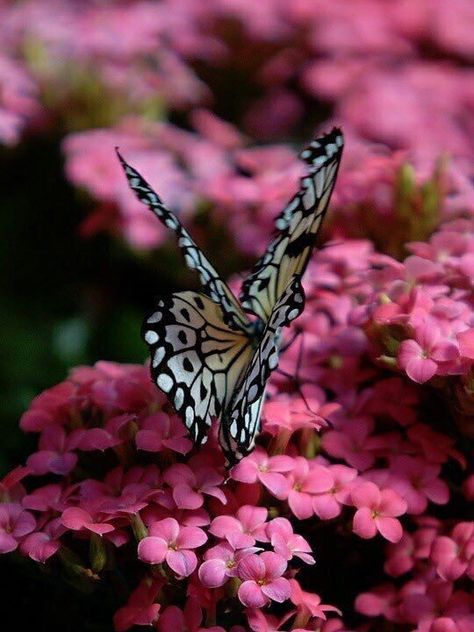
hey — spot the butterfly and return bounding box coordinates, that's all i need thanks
[117,127,343,465]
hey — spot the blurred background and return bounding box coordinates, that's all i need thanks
[0,1,473,627]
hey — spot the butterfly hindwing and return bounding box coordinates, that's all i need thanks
[220,277,306,465]
[142,291,253,444]
[240,128,343,322]
[117,150,251,334]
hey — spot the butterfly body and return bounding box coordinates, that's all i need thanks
[118,127,343,465]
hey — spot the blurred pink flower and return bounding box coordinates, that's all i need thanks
[136,412,193,454]
[61,501,116,536]
[289,578,341,619]
[0,503,36,553]
[431,523,474,581]
[113,578,162,632]
[163,463,226,509]
[388,456,449,514]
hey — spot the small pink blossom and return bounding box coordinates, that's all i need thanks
[19,518,64,563]
[113,578,162,632]
[163,463,226,509]
[431,523,474,581]
[266,518,314,565]
[136,412,193,454]
[388,456,449,514]
[137,517,207,577]
[209,505,268,548]
[238,552,290,608]
[198,542,258,587]
[351,481,407,543]
[398,324,459,384]
[26,426,82,476]
[156,597,226,632]
[61,502,116,535]
[231,449,294,499]
[312,465,358,519]
[0,503,36,553]
[322,418,376,471]
[286,458,333,520]
[289,578,341,619]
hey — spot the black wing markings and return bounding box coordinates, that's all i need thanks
[220,277,306,465]
[142,291,253,444]
[240,128,344,322]
[116,149,252,334]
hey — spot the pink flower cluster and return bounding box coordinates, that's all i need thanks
[1,1,474,630]
[0,0,473,253]
[1,361,347,630]
[3,214,474,628]
[355,218,474,391]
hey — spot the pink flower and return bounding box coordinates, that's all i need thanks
[388,456,449,514]
[322,418,376,471]
[198,542,258,587]
[19,518,64,563]
[286,458,333,520]
[0,466,29,502]
[289,579,341,619]
[351,481,407,543]
[355,584,401,622]
[398,324,459,384]
[312,465,358,519]
[231,449,294,499]
[400,579,470,629]
[0,503,36,553]
[22,483,76,513]
[156,597,226,632]
[113,578,162,632]
[266,518,314,565]
[137,517,207,577]
[163,464,226,509]
[136,412,193,454]
[26,426,82,475]
[61,501,116,535]
[238,552,290,608]
[209,505,268,548]
[384,533,416,576]
[431,523,474,581]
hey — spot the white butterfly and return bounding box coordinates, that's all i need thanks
[117,128,343,465]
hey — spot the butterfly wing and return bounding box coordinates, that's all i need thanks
[143,291,253,444]
[219,276,305,465]
[117,150,251,333]
[240,128,343,322]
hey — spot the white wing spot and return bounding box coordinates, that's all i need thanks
[144,330,159,344]
[153,347,165,367]
[148,312,162,324]
[175,387,184,410]
[157,374,173,393]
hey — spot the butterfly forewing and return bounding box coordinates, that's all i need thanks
[240,128,343,322]
[220,277,306,465]
[116,150,252,334]
[143,291,253,444]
